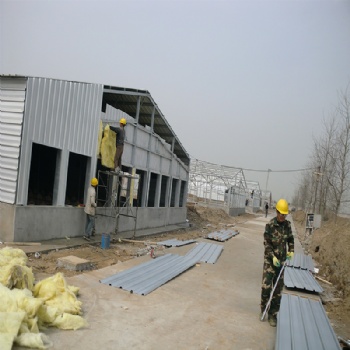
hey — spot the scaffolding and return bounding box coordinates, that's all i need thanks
[188,158,247,208]
[96,170,139,237]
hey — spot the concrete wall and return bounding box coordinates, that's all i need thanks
[227,207,246,217]
[0,203,15,242]
[96,207,186,238]
[9,205,187,242]
[13,206,85,242]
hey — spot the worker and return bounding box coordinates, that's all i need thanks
[260,198,294,327]
[265,202,269,217]
[83,177,98,241]
[110,117,127,173]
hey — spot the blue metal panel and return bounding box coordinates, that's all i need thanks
[207,230,239,242]
[286,253,315,271]
[100,253,199,295]
[185,242,224,264]
[276,294,341,350]
[157,239,196,247]
[284,267,323,293]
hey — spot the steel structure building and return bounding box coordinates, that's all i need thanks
[188,158,247,216]
[246,180,262,212]
[0,75,190,242]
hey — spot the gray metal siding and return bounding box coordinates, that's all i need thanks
[0,77,27,204]
[100,253,199,295]
[276,294,341,350]
[157,239,196,247]
[207,230,240,242]
[185,242,224,264]
[285,253,315,271]
[17,77,103,204]
[284,267,323,293]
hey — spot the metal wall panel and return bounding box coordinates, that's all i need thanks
[16,77,103,204]
[100,253,199,295]
[286,253,315,271]
[0,77,26,204]
[102,105,187,179]
[284,267,323,293]
[276,294,341,350]
[185,242,224,264]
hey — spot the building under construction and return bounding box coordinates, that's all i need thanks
[188,158,248,216]
[0,75,189,242]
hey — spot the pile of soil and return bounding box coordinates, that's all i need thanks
[292,210,350,340]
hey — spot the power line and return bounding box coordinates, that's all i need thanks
[242,167,317,173]
[190,156,317,173]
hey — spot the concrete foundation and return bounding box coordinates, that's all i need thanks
[227,207,246,216]
[2,205,187,242]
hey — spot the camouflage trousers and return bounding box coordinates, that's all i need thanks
[260,262,284,317]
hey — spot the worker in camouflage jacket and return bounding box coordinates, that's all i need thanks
[260,198,294,327]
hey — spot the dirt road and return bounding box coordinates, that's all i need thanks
[20,213,276,350]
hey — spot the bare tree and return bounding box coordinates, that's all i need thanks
[326,86,350,215]
[294,84,350,217]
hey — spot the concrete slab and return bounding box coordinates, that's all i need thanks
[57,256,92,271]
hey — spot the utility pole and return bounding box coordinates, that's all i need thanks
[312,166,322,213]
[265,169,271,203]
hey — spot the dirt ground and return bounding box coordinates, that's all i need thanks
[292,210,350,341]
[24,206,350,343]
[26,205,254,278]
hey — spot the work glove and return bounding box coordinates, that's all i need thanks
[287,252,294,260]
[272,256,280,267]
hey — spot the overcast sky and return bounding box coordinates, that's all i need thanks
[1,0,350,201]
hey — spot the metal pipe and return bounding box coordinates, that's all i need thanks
[261,263,286,321]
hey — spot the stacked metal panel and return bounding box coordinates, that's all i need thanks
[185,242,223,264]
[284,252,322,293]
[157,239,196,247]
[206,230,239,242]
[276,294,341,350]
[286,253,315,271]
[100,253,200,295]
[284,268,323,293]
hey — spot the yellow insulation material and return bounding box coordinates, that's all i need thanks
[0,247,88,349]
[100,124,116,169]
[97,120,103,156]
[0,247,34,290]
[33,273,83,315]
[0,311,25,350]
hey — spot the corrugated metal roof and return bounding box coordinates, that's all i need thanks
[185,242,224,264]
[286,253,315,271]
[284,267,323,293]
[276,294,341,350]
[207,230,239,242]
[157,239,196,247]
[100,253,199,295]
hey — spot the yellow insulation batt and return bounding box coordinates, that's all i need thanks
[97,120,103,156]
[0,247,88,349]
[0,247,34,290]
[100,124,116,169]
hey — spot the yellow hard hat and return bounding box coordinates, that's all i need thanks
[276,199,288,214]
[91,178,98,187]
[119,118,127,125]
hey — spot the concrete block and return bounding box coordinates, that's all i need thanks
[57,255,91,271]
